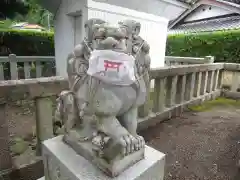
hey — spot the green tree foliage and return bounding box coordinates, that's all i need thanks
[0,29,55,79]
[0,0,29,19]
[166,30,240,63]
[0,29,54,56]
[0,19,13,29]
[22,0,53,28]
[0,0,53,29]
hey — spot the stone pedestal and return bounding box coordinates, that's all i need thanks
[39,136,165,180]
[63,132,145,177]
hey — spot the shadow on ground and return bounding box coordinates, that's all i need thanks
[140,106,240,180]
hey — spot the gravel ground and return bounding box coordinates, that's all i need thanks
[6,100,240,180]
[6,100,38,168]
[141,107,240,180]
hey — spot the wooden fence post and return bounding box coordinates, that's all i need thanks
[9,54,18,80]
[185,73,196,101]
[36,62,42,78]
[24,62,31,79]
[207,71,214,93]
[204,56,214,64]
[138,78,151,118]
[194,72,202,97]
[35,97,54,155]
[165,76,178,107]
[231,71,239,92]
[200,71,208,95]
[212,70,219,91]
[0,62,4,80]
[153,77,166,113]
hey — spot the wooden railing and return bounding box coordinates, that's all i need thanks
[0,55,214,80]
[165,56,214,66]
[1,62,239,177]
[138,63,223,129]
[0,54,55,80]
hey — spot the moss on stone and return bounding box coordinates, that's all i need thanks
[188,97,240,112]
[10,137,28,155]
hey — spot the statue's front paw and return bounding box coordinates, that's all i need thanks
[118,134,145,156]
[118,134,137,156]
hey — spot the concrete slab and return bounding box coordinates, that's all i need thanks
[41,135,165,180]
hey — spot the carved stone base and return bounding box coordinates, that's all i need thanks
[63,132,144,177]
[40,135,165,180]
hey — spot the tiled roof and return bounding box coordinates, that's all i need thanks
[168,15,240,34]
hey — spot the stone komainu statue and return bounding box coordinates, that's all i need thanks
[53,18,151,177]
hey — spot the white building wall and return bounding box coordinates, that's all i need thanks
[87,0,169,68]
[54,1,74,77]
[91,0,188,20]
[54,0,87,77]
[54,0,169,76]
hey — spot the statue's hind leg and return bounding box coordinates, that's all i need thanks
[118,107,145,151]
[54,91,78,135]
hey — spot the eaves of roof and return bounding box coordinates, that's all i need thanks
[168,14,240,34]
[169,0,240,28]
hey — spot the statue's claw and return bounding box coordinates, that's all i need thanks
[119,136,127,155]
[134,137,140,151]
[118,134,133,156]
[135,135,145,150]
[119,135,130,155]
[130,136,137,153]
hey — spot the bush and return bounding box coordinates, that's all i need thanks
[0,29,54,56]
[166,29,240,63]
